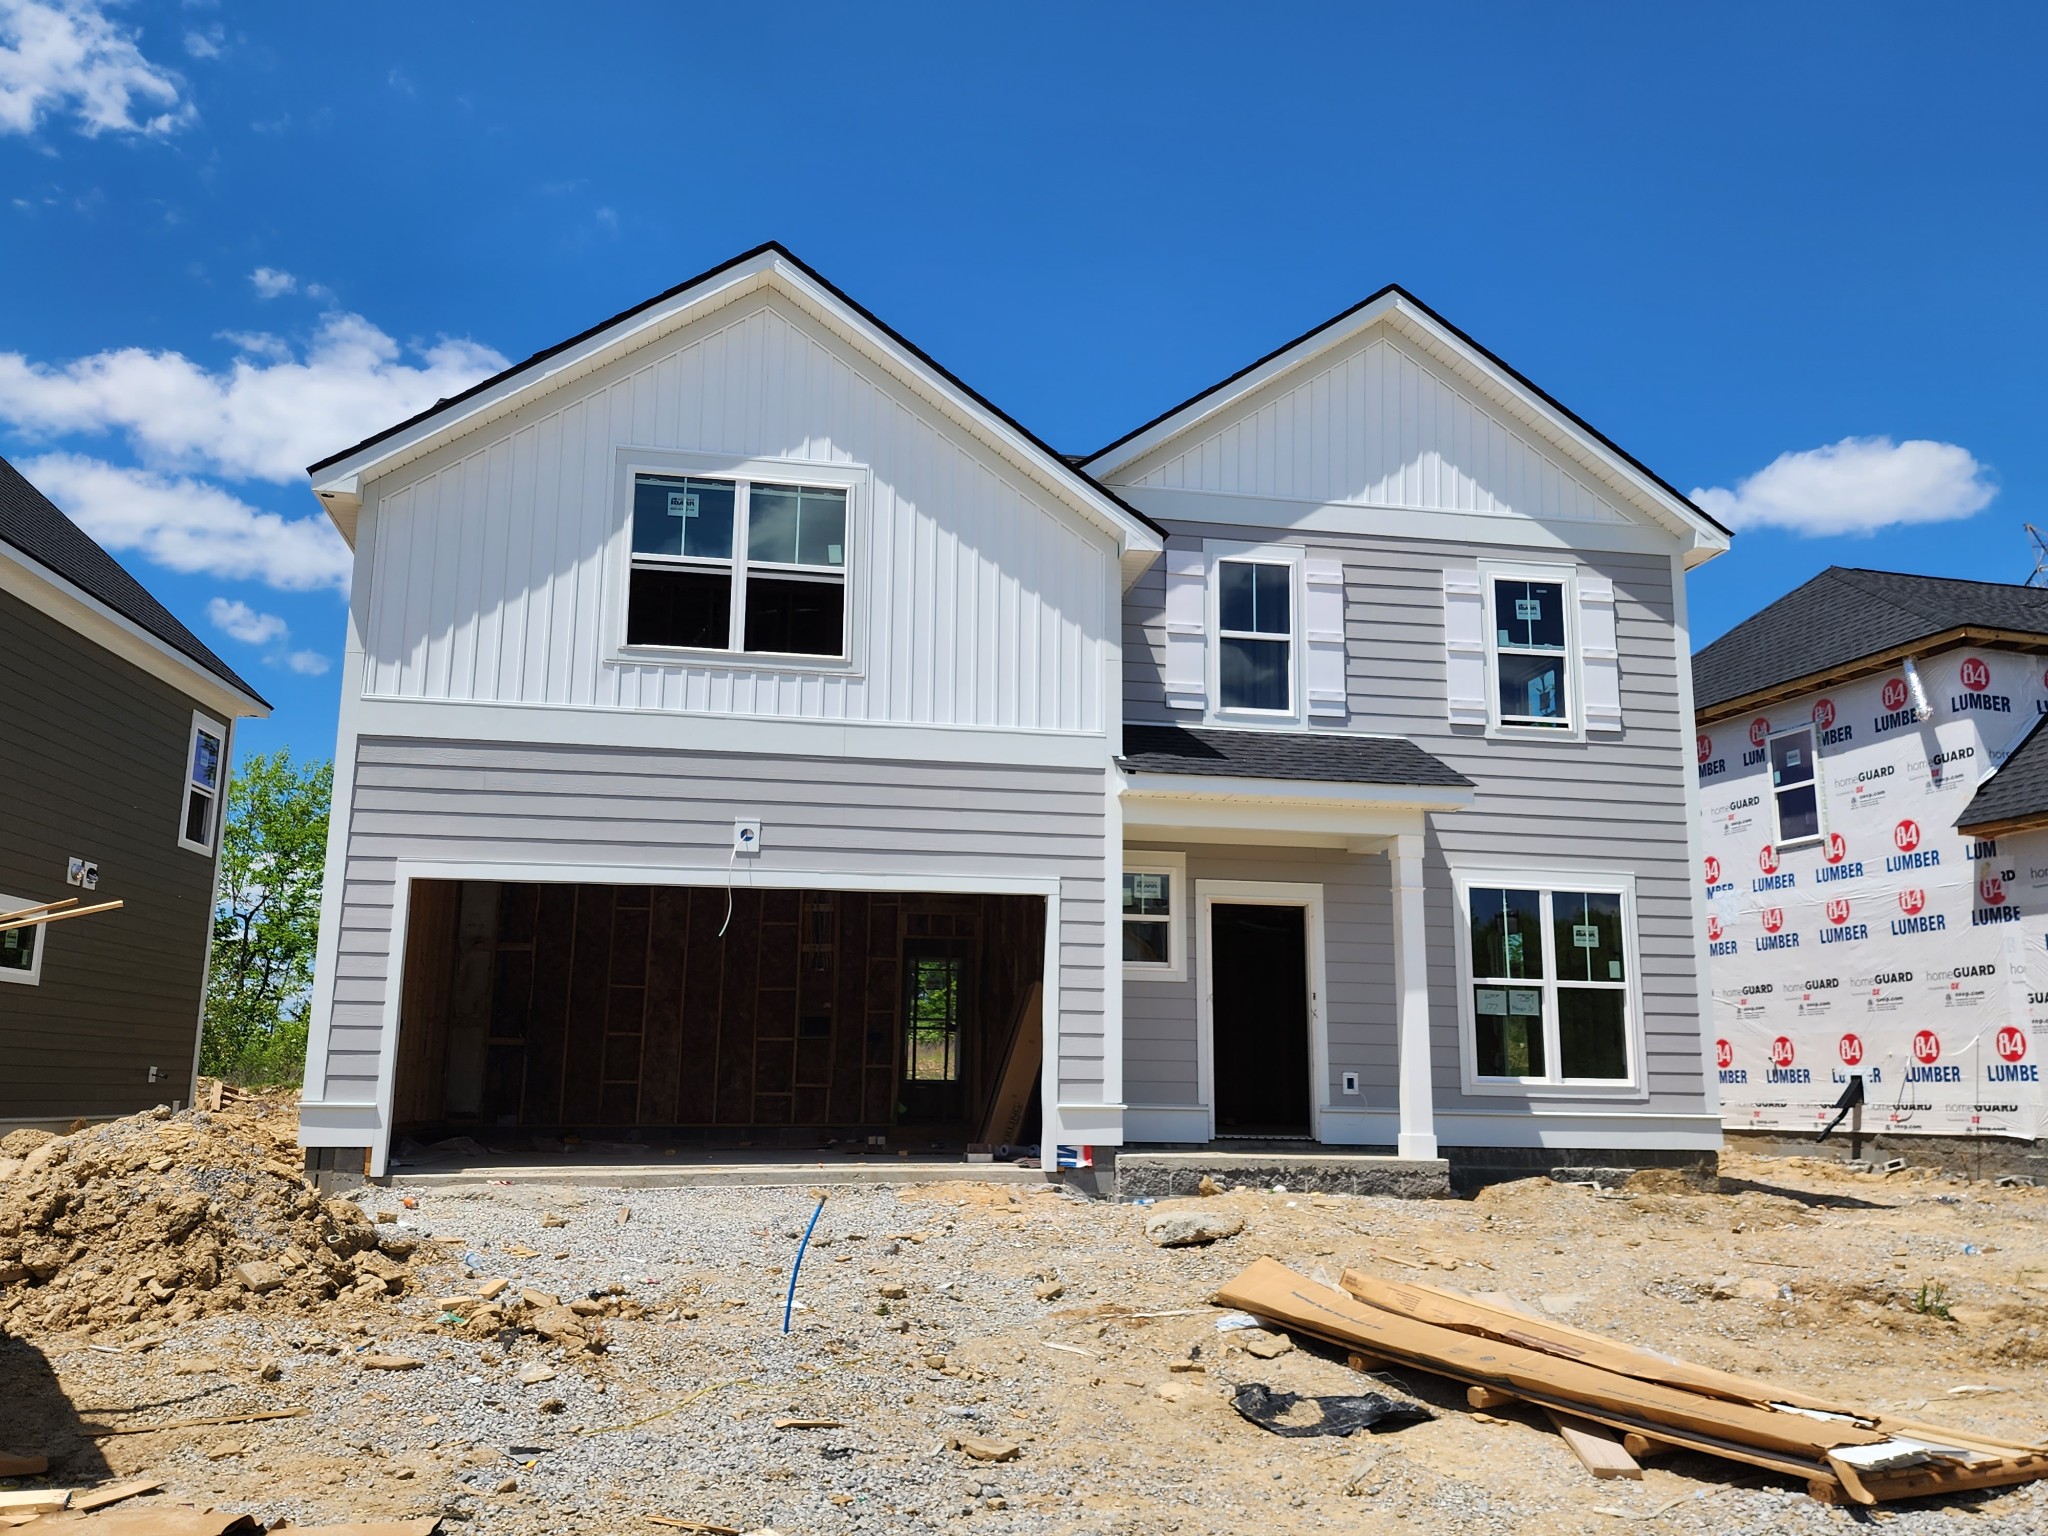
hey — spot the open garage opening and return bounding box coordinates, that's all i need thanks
[389,881,1047,1159]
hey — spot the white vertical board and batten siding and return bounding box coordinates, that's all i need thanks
[360,295,1110,733]
[1124,328,1636,527]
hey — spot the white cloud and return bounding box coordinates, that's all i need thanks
[0,0,193,136]
[1693,437,1997,538]
[285,649,330,676]
[182,26,219,60]
[206,595,287,645]
[0,311,507,483]
[248,265,295,299]
[22,451,352,590]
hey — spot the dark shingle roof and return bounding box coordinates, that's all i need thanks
[1693,567,2048,718]
[1119,724,1472,788]
[0,454,266,706]
[1961,712,2048,833]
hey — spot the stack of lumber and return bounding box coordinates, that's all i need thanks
[1215,1258,2048,1506]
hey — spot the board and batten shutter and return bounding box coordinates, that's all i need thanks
[1442,569,1488,725]
[1577,573,1623,733]
[1162,547,1207,711]
[1303,559,1348,720]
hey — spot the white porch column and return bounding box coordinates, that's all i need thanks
[1389,832,1439,1160]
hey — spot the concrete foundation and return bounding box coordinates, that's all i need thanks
[1438,1144,1720,1195]
[1113,1151,1451,1200]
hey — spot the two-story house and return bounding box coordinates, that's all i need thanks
[296,244,1729,1188]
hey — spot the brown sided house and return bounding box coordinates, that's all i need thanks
[0,454,269,1129]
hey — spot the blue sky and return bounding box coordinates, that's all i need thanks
[2,2,2043,762]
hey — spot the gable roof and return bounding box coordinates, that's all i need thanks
[0,453,267,710]
[1693,567,2048,720]
[306,242,1164,555]
[1960,710,2048,835]
[1080,283,1730,553]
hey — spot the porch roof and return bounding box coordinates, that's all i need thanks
[1118,724,1471,790]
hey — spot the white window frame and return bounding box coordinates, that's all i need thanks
[0,891,47,986]
[608,449,869,673]
[1482,561,1580,739]
[1122,851,1187,981]
[1205,540,1304,725]
[177,711,228,856]
[1763,720,1826,851]
[1450,866,1646,1099]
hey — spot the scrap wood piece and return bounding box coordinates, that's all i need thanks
[282,1521,443,1535]
[21,1508,261,1534]
[0,1455,48,1477]
[70,1479,162,1513]
[643,1519,740,1534]
[0,1490,73,1514]
[83,1408,308,1437]
[771,1417,841,1430]
[1466,1386,1517,1411]
[0,899,124,935]
[1545,1410,1644,1480]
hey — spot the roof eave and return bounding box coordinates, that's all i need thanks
[1117,770,1474,814]
[1694,623,2048,725]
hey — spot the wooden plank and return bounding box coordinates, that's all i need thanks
[1546,1410,1644,1480]
[675,888,722,1124]
[521,883,578,1124]
[560,885,614,1124]
[714,893,760,1125]
[0,1453,48,1476]
[638,886,689,1125]
[71,1478,163,1512]
[977,982,1042,1145]
[1466,1385,1517,1411]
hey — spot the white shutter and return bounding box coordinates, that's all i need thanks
[1442,568,1488,726]
[1162,547,1207,711]
[1577,573,1622,733]
[1303,559,1348,719]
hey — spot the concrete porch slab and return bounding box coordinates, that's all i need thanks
[1114,1151,1450,1200]
[385,1150,1055,1191]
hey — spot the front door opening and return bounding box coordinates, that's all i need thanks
[899,944,968,1126]
[1211,902,1311,1137]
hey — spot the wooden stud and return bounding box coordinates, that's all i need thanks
[1346,1351,1393,1374]
[1621,1431,1678,1460]
[1466,1385,1517,1411]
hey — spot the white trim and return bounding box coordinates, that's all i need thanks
[1450,864,1650,1101]
[1124,1105,1212,1143]
[0,541,268,720]
[350,695,1114,770]
[1762,718,1826,852]
[1670,553,1722,1119]
[605,449,871,675]
[1481,559,1581,739]
[1203,539,1304,726]
[176,711,228,856]
[309,251,1161,562]
[1121,850,1187,982]
[1315,1106,1724,1150]
[1194,879,1328,1142]
[0,890,48,986]
[1388,832,1437,1159]
[328,857,1064,1178]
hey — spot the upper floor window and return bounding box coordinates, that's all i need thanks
[626,473,847,658]
[1490,574,1571,729]
[1217,558,1294,712]
[177,712,226,856]
[1766,722,1822,846]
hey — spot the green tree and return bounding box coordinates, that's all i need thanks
[202,750,332,1085]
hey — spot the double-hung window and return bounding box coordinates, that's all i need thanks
[626,473,847,658]
[1766,722,1822,846]
[1215,554,1295,714]
[1122,853,1186,979]
[1462,875,1636,1088]
[177,713,226,856]
[1489,573,1572,729]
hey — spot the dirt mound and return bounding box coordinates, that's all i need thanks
[0,1098,428,1338]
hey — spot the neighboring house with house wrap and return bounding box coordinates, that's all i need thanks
[1692,568,2048,1153]
[294,243,1731,1186]
[0,454,269,1129]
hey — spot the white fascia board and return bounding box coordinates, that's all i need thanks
[308,253,1161,564]
[1120,768,1473,815]
[0,542,269,719]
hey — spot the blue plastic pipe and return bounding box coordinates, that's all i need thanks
[782,1194,827,1334]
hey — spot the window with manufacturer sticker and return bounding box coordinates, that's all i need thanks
[1467,882,1633,1084]
[1490,577,1570,728]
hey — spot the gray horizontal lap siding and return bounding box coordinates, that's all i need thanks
[1124,522,1706,1121]
[0,589,219,1121]
[324,738,1109,1105]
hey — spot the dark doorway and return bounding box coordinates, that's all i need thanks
[898,941,971,1125]
[1211,902,1311,1137]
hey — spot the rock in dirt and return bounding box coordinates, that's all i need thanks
[361,1354,424,1371]
[953,1436,1021,1462]
[1241,1330,1294,1360]
[1144,1208,1245,1247]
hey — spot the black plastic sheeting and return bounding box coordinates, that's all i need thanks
[1230,1382,1435,1438]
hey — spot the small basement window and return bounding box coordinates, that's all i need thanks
[1767,722,1823,847]
[1489,573,1572,730]
[1462,876,1637,1089]
[626,473,847,658]
[0,892,45,986]
[178,712,227,855]
[1122,853,1187,980]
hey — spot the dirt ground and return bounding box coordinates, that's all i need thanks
[4,1099,2048,1534]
